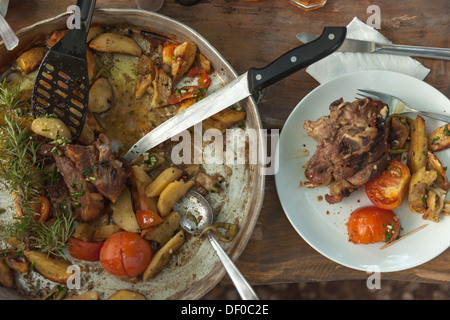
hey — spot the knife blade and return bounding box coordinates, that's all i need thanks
[0,0,9,17]
[124,26,347,162]
[296,33,450,60]
[0,0,18,51]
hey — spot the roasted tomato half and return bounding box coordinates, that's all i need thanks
[348,206,401,244]
[100,231,152,278]
[365,160,411,210]
[68,237,104,262]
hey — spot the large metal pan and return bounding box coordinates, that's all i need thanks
[0,8,264,300]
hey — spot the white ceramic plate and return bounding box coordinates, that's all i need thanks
[275,70,450,272]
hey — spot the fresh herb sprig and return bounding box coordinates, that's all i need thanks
[4,203,76,258]
[0,79,25,115]
[0,115,44,211]
[0,115,75,259]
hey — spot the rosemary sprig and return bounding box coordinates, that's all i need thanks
[0,79,25,115]
[0,115,75,259]
[0,115,44,210]
[33,205,76,257]
[4,204,76,259]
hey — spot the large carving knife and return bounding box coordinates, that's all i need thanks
[124,27,346,162]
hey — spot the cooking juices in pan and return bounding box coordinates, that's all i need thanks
[0,24,246,299]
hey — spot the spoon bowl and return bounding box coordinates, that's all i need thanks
[174,189,213,235]
[174,190,259,300]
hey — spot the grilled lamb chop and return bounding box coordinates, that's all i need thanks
[65,133,130,203]
[54,148,105,222]
[300,98,389,204]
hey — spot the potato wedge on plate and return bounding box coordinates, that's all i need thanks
[407,115,427,174]
[428,123,450,152]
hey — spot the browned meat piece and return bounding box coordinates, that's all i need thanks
[54,149,105,222]
[65,144,98,173]
[65,133,130,203]
[300,98,389,204]
[92,134,130,203]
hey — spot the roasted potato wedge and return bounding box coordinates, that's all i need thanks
[426,151,449,191]
[86,48,97,84]
[171,42,197,81]
[15,47,46,74]
[157,180,195,217]
[23,250,72,284]
[107,289,146,300]
[408,166,437,213]
[145,167,183,198]
[92,224,122,242]
[89,77,113,114]
[407,115,427,174]
[141,211,181,244]
[423,186,446,222]
[86,26,104,43]
[135,55,155,99]
[195,52,212,74]
[111,188,140,233]
[130,165,158,213]
[31,116,72,141]
[211,107,247,123]
[151,65,173,108]
[142,230,185,280]
[177,98,196,114]
[72,214,109,242]
[4,251,28,273]
[202,117,237,133]
[428,123,450,152]
[442,201,450,216]
[89,33,142,56]
[0,259,13,288]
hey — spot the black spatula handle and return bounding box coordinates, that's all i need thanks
[77,0,96,34]
[247,27,346,94]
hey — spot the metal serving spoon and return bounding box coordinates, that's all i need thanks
[174,190,259,300]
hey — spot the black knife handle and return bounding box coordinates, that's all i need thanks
[77,0,96,34]
[247,27,346,94]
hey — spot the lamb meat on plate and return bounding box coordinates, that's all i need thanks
[300,98,389,204]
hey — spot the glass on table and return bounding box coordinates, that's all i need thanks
[290,0,327,11]
[134,0,164,12]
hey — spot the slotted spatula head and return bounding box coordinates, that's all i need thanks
[31,0,96,140]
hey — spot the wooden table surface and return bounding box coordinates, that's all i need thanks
[5,0,450,285]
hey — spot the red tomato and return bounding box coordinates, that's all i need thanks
[187,68,211,89]
[347,206,401,244]
[135,210,163,229]
[33,196,50,222]
[100,232,152,278]
[365,160,411,210]
[68,237,104,262]
[167,68,211,105]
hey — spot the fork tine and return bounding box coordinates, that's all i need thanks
[355,93,375,100]
[355,89,378,101]
[357,89,379,96]
[356,89,389,104]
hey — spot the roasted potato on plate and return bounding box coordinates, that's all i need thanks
[408,166,437,213]
[428,123,450,152]
[407,115,427,174]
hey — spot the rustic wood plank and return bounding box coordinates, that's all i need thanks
[5,0,449,285]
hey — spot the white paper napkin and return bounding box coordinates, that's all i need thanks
[306,17,430,84]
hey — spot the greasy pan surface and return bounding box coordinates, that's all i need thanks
[0,9,264,300]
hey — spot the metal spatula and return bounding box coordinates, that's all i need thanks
[31,0,96,140]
